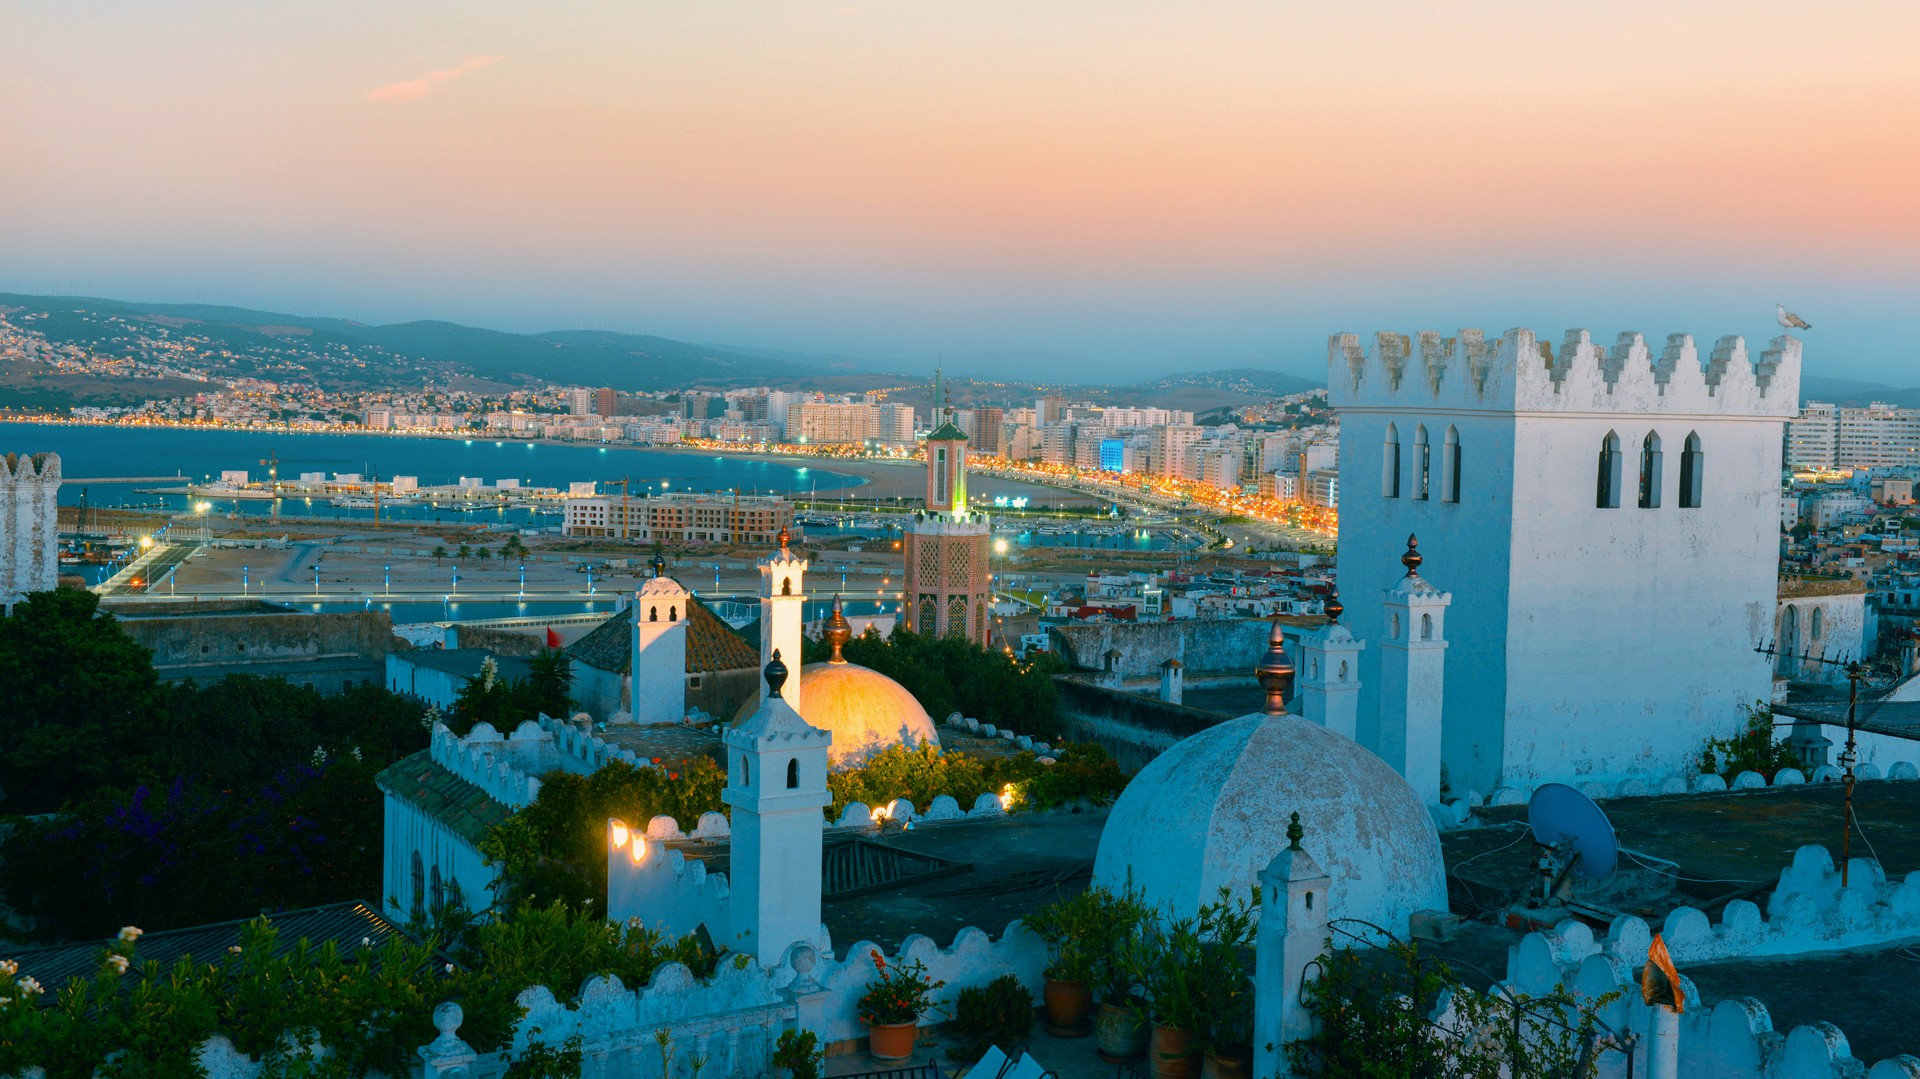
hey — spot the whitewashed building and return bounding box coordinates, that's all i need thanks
[1330,328,1800,792]
[0,451,59,610]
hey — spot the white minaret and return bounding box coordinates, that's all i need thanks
[630,553,689,726]
[1296,590,1365,741]
[722,651,832,965]
[757,525,809,713]
[0,452,59,611]
[1375,535,1450,805]
[1253,813,1330,1079]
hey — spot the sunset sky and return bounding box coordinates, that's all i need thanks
[3,1,1917,382]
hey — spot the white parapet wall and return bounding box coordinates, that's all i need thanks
[430,720,557,809]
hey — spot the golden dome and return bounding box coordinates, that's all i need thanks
[729,657,941,766]
[799,660,939,766]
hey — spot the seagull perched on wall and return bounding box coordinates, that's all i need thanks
[1776,303,1812,331]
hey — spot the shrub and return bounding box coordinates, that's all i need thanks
[1700,700,1798,780]
[772,1028,823,1079]
[944,974,1034,1062]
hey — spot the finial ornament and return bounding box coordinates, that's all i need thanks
[1401,534,1422,577]
[1324,590,1343,624]
[765,649,789,698]
[824,594,852,663]
[777,524,791,552]
[1286,811,1304,851]
[650,552,667,578]
[1254,616,1295,716]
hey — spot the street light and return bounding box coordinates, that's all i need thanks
[452,566,459,595]
[242,565,249,594]
[519,564,526,599]
[385,565,391,594]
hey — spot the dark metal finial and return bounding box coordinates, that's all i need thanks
[1255,616,1295,716]
[777,524,791,552]
[651,552,667,578]
[1324,590,1343,624]
[1401,534,1422,577]
[764,649,788,698]
[824,594,852,663]
[1286,812,1304,851]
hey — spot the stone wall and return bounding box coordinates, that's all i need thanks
[1053,676,1230,773]
[113,606,405,675]
[1048,618,1273,679]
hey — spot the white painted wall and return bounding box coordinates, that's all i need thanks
[1333,328,1798,792]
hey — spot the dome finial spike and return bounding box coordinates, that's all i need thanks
[1254,616,1295,716]
[777,524,792,553]
[824,594,852,663]
[1324,589,1343,624]
[1286,812,1304,851]
[1401,534,1423,577]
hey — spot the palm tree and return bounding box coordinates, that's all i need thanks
[432,545,448,564]
[475,545,492,561]
[526,648,574,717]
[456,543,473,560]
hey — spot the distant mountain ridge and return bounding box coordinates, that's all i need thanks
[0,293,807,390]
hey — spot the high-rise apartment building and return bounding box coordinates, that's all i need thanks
[568,387,594,416]
[1151,425,1203,478]
[876,402,915,445]
[595,387,618,418]
[789,401,876,444]
[971,407,1004,456]
[1787,401,1920,470]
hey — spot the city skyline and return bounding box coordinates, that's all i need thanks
[5,2,1919,382]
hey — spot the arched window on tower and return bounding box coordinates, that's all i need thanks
[740,755,749,787]
[1810,606,1824,643]
[781,577,792,596]
[1442,426,1461,503]
[1679,432,1704,508]
[1639,432,1663,508]
[649,606,658,622]
[1382,423,1401,498]
[669,605,677,621]
[1596,431,1623,508]
[786,758,800,789]
[1420,612,1433,640]
[1413,426,1431,500]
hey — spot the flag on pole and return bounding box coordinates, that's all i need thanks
[546,627,562,649]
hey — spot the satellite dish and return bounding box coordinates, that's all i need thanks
[1528,783,1618,879]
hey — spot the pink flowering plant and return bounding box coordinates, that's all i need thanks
[856,951,945,1026]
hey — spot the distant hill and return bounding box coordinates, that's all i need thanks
[1798,375,1920,408]
[0,294,808,391]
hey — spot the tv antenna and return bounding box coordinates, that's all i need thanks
[1754,636,1898,886]
[1527,783,1619,908]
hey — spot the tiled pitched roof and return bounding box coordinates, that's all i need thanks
[375,749,513,846]
[566,597,759,676]
[10,900,419,1003]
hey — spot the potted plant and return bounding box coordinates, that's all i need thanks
[1091,882,1152,1063]
[1191,889,1258,1079]
[857,951,945,1062]
[944,974,1035,1062]
[1024,890,1099,1035]
[772,1028,823,1079]
[1128,913,1207,1079]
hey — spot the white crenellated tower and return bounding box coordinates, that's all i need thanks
[1330,327,1800,792]
[1375,538,1450,806]
[758,526,809,713]
[722,651,832,966]
[630,553,689,726]
[0,452,60,611]
[1295,590,1364,741]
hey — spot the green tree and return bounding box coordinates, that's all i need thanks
[457,543,474,560]
[0,590,164,811]
[525,648,574,718]
[432,545,448,564]
[475,545,493,561]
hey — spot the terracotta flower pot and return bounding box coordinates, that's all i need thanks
[1148,1025,1198,1079]
[1042,978,1093,1036]
[1202,1051,1249,1079]
[868,1021,918,1062]
[1095,1001,1148,1063]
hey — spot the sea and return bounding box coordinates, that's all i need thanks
[3,422,863,525]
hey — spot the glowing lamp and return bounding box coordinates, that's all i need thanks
[609,818,630,849]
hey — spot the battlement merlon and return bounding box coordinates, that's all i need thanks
[1328,329,1801,417]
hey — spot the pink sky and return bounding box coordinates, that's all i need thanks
[2,1,1916,381]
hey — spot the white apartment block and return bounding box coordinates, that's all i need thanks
[1788,401,1920,470]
